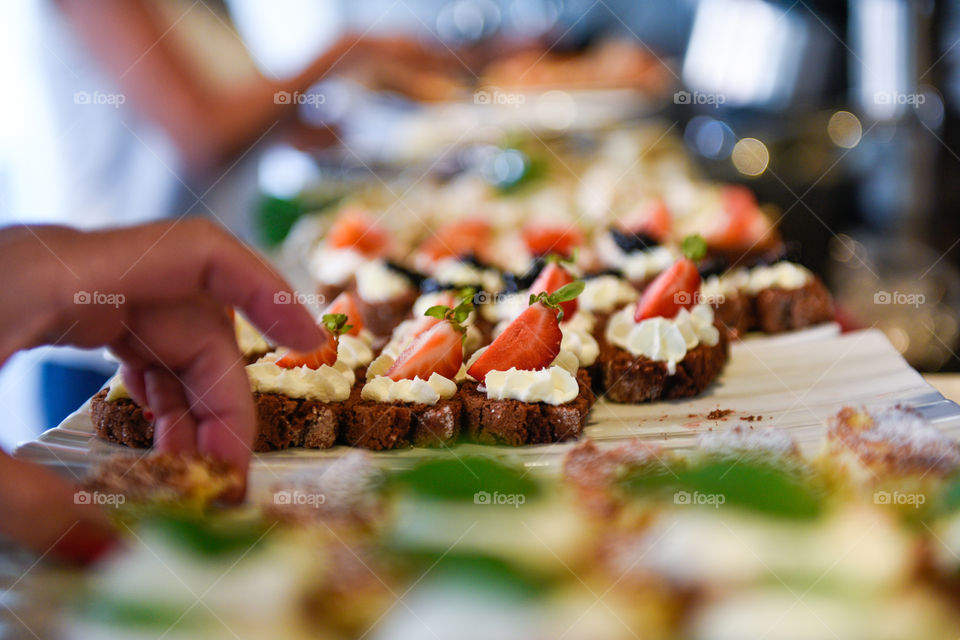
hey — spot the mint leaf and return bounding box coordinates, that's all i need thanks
[424,305,450,320]
[551,280,584,303]
[321,313,351,336]
[681,234,708,261]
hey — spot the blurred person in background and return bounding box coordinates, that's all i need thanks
[0,0,448,443]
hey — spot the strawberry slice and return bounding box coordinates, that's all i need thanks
[467,302,563,384]
[529,262,577,320]
[276,327,339,369]
[418,219,492,264]
[634,258,701,322]
[326,292,363,336]
[522,224,584,258]
[386,321,464,381]
[620,198,671,242]
[704,186,775,251]
[327,209,390,256]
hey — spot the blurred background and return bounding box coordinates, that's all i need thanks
[1,0,959,446]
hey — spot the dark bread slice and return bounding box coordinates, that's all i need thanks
[461,370,593,446]
[343,396,462,450]
[598,331,728,403]
[90,389,153,448]
[253,392,342,451]
[752,277,833,333]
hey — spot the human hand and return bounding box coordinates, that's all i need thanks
[0,219,322,560]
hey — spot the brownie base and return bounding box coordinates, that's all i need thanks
[90,389,154,448]
[753,277,834,333]
[461,370,594,446]
[598,332,729,404]
[253,392,342,452]
[712,292,753,339]
[712,277,833,337]
[343,396,462,450]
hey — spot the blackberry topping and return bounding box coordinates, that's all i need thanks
[420,278,485,294]
[384,260,426,288]
[697,255,729,280]
[610,228,660,254]
[502,257,546,293]
[583,268,624,280]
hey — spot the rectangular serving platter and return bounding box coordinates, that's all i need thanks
[14,326,960,492]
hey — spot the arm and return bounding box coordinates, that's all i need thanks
[55,0,374,171]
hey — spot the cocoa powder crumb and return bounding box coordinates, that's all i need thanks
[707,409,734,420]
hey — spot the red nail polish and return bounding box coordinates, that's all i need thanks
[51,522,121,566]
[143,409,154,421]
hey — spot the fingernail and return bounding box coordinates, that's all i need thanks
[51,521,121,566]
[143,409,154,421]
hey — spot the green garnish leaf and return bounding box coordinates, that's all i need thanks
[544,249,577,266]
[423,298,474,337]
[321,313,352,337]
[424,305,450,320]
[681,234,708,261]
[551,280,585,303]
[529,279,585,321]
[144,513,270,557]
[622,459,824,520]
[454,304,472,324]
[386,456,541,502]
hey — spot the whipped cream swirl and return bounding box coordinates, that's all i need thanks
[606,303,720,375]
[355,260,414,302]
[362,374,457,404]
[246,360,352,402]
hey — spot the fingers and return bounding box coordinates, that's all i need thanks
[46,220,323,351]
[0,450,117,565]
[118,362,147,408]
[144,366,197,455]
[119,300,255,490]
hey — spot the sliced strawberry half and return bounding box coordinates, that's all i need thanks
[418,219,493,264]
[467,302,563,384]
[522,224,585,258]
[620,198,671,242]
[276,327,339,369]
[529,262,577,320]
[327,209,390,256]
[326,292,363,336]
[704,186,775,251]
[386,321,464,381]
[634,258,701,322]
